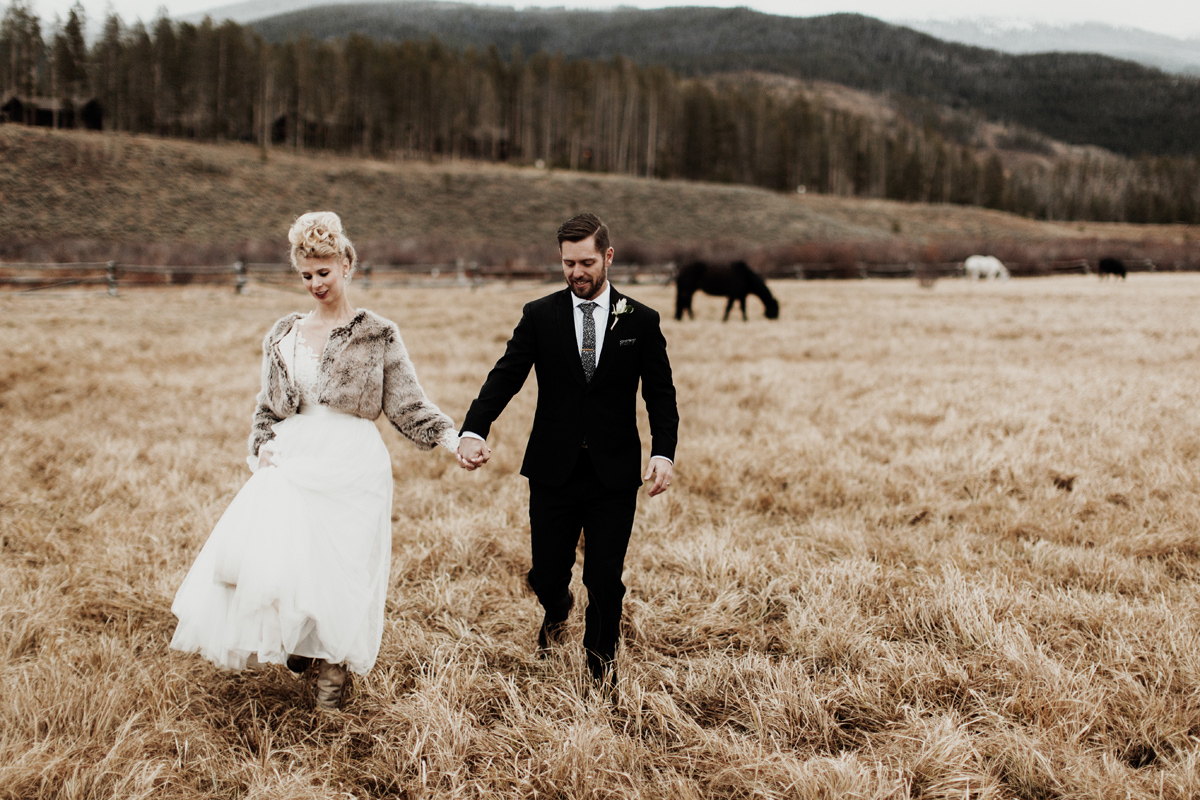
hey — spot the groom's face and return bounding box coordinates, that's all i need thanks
[561,235,613,301]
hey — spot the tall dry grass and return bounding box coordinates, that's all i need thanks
[3,275,1200,798]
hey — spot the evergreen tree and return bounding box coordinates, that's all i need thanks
[1,0,44,102]
[981,153,1006,210]
[91,14,124,131]
[50,3,87,110]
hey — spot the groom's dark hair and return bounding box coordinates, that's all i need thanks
[558,213,610,255]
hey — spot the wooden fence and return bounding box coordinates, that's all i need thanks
[2,257,1192,295]
[0,260,676,295]
[768,259,1095,280]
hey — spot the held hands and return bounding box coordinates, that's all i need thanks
[457,437,491,471]
[454,439,670,490]
[644,456,673,497]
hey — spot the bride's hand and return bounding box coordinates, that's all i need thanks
[258,448,277,469]
[456,437,490,470]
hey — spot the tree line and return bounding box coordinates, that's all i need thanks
[250,4,1200,160]
[3,1,1199,225]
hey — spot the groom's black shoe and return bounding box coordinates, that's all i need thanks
[536,594,574,655]
[537,616,568,653]
[588,656,619,705]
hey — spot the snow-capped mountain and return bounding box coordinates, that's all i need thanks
[178,0,368,25]
[898,17,1200,75]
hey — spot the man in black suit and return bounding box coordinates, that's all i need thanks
[456,213,679,689]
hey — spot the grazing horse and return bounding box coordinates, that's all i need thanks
[1098,257,1127,279]
[963,255,1010,281]
[675,261,780,321]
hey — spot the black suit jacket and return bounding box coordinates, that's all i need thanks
[462,287,679,490]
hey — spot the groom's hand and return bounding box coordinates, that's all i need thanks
[644,457,673,497]
[457,437,491,470]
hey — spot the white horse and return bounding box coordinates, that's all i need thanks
[963,255,1010,281]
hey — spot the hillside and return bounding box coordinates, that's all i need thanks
[247,3,1200,159]
[12,6,1199,226]
[1,126,1193,266]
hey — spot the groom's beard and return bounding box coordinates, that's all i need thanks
[568,266,608,300]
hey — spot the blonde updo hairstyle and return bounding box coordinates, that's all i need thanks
[288,211,358,276]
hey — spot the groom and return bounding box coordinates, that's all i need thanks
[457,213,679,688]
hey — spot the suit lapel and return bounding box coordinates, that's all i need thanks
[557,289,588,386]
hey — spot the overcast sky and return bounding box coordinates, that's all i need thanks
[24,0,1200,39]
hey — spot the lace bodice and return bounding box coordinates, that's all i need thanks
[292,320,324,409]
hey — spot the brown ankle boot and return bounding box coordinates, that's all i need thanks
[316,661,349,710]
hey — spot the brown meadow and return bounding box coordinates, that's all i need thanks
[3,274,1200,798]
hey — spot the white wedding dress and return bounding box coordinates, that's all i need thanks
[170,316,396,675]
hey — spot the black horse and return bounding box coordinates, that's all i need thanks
[1098,257,1127,279]
[675,261,780,321]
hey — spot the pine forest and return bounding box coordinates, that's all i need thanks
[3,1,1200,225]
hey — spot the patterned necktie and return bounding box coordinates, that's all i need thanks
[579,301,597,382]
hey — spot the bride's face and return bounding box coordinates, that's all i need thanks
[298,255,350,305]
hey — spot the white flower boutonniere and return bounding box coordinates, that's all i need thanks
[610,298,633,330]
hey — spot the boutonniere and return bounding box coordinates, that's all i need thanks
[610,298,633,330]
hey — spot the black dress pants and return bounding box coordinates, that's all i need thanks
[527,450,638,676]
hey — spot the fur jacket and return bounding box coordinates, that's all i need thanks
[249,309,456,457]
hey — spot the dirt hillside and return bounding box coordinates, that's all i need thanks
[2,125,1194,259]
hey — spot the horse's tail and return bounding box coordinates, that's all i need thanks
[734,261,780,319]
[675,261,704,320]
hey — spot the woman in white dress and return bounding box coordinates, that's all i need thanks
[170,211,460,710]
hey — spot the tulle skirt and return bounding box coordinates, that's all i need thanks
[170,405,393,675]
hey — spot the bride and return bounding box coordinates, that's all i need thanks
[170,211,461,710]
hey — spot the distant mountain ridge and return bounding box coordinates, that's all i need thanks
[181,0,345,25]
[231,2,1200,159]
[900,18,1200,76]
[189,1,1200,77]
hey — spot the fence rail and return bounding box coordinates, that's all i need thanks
[3,257,1195,295]
[0,260,679,295]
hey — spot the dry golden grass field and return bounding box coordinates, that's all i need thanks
[4,274,1200,799]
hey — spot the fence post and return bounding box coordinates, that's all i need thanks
[106,261,118,296]
[234,261,246,294]
[361,262,372,289]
